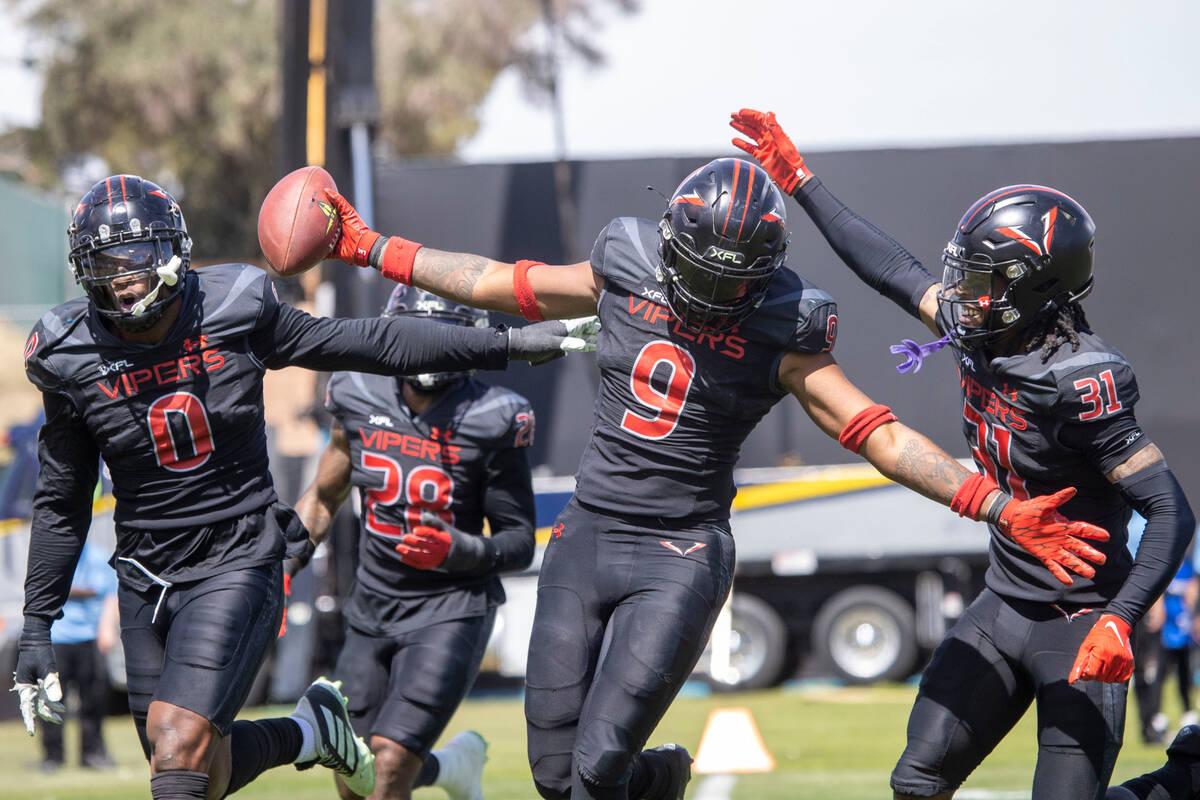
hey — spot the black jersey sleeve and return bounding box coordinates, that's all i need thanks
[479,445,537,575]
[792,177,937,320]
[787,296,839,354]
[1051,357,1141,430]
[23,392,101,624]
[251,301,510,376]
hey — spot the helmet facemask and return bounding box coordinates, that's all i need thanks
[68,175,192,333]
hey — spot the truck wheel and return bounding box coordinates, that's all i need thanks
[813,586,918,685]
[706,593,789,691]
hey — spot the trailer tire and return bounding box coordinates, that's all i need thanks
[813,586,918,685]
[705,593,789,692]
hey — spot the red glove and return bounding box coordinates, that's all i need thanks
[324,189,382,267]
[729,109,813,194]
[1069,613,1134,683]
[997,488,1109,586]
[395,525,452,570]
[278,572,291,638]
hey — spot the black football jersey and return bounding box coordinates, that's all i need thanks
[326,373,535,632]
[573,217,839,521]
[951,330,1151,603]
[23,262,510,594]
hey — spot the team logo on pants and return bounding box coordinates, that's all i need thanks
[659,541,706,557]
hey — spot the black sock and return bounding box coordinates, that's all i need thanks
[413,753,440,788]
[224,718,304,797]
[150,770,209,799]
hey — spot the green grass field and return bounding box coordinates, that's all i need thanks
[0,682,1185,800]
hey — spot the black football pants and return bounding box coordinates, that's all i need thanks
[891,587,1126,799]
[524,499,735,800]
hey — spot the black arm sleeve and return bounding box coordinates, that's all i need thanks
[24,392,100,624]
[792,177,937,320]
[254,303,510,375]
[1105,463,1195,624]
[441,446,537,576]
[478,445,537,574]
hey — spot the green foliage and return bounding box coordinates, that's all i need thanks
[4,0,634,259]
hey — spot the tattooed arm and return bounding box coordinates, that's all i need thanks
[410,249,602,319]
[777,351,979,510]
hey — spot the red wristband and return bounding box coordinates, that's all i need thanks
[950,472,1000,519]
[378,236,423,285]
[513,259,545,322]
[838,404,897,453]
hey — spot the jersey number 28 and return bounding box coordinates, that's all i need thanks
[361,452,455,539]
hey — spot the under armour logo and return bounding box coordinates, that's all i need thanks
[659,541,706,557]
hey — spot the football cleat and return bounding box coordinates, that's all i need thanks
[647,743,693,800]
[433,730,488,800]
[291,677,375,796]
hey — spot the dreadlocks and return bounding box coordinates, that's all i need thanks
[1023,303,1092,363]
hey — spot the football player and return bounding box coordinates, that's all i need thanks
[728,109,1195,799]
[322,158,1113,800]
[14,175,597,800]
[291,285,538,800]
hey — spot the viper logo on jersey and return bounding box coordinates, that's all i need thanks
[359,428,461,464]
[94,349,226,399]
[627,295,747,359]
[962,374,1027,430]
[23,332,37,361]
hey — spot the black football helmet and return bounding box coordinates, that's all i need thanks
[383,285,489,391]
[657,157,788,331]
[938,184,1095,349]
[68,175,192,333]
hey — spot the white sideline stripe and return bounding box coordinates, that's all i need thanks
[692,774,737,800]
[955,791,1029,799]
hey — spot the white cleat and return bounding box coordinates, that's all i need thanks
[434,730,488,800]
[291,677,376,796]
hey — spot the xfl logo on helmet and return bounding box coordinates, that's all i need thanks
[703,246,744,265]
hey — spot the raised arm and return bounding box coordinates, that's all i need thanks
[778,350,1111,585]
[324,190,602,320]
[730,109,941,333]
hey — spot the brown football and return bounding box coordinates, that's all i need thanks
[257,166,340,276]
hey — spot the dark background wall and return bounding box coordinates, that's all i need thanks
[364,138,1200,498]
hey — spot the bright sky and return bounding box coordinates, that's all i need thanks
[461,0,1200,161]
[3,1,1197,161]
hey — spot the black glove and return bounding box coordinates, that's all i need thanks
[507,316,600,366]
[13,617,64,736]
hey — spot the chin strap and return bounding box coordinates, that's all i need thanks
[889,333,952,374]
[129,256,183,317]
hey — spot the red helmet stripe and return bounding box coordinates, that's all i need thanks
[120,174,127,202]
[762,212,781,223]
[672,194,704,206]
[721,159,741,236]
[105,176,113,210]
[735,165,755,239]
[960,185,1080,231]
[149,189,168,199]
[995,226,1044,256]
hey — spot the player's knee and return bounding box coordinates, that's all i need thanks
[530,752,572,800]
[147,707,216,773]
[574,721,635,789]
[368,737,422,799]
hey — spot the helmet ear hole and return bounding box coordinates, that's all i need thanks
[1031,277,1059,294]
